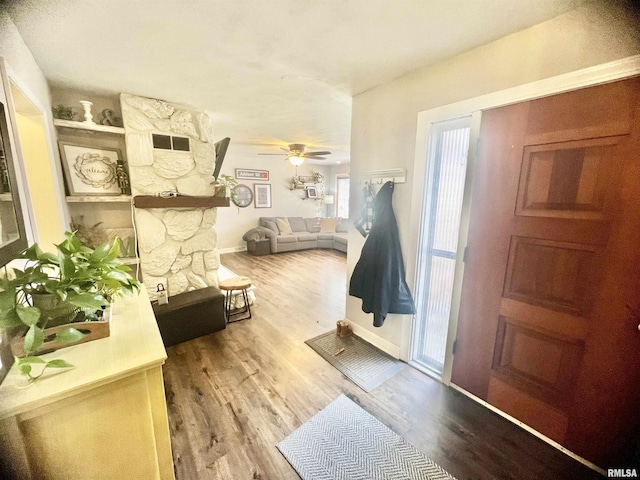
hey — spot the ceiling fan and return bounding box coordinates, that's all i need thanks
[258,143,331,165]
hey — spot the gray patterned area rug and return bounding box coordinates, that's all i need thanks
[305,331,405,392]
[277,395,456,480]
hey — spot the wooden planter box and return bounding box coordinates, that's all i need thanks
[10,306,112,358]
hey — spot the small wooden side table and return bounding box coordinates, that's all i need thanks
[219,276,252,323]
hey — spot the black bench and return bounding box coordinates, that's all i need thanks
[152,286,225,347]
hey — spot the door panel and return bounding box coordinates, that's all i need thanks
[491,315,584,409]
[516,137,623,220]
[487,375,569,443]
[452,77,640,467]
[503,236,596,315]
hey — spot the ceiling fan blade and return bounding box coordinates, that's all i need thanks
[280,147,291,153]
[306,156,327,160]
[304,151,332,156]
[258,153,287,155]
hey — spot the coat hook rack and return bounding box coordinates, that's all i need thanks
[360,168,407,185]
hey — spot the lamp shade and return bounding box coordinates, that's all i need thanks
[289,155,304,166]
[324,195,335,205]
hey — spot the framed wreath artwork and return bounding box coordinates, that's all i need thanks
[58,142,123,195]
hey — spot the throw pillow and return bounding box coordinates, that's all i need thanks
[335,218,349,233]
[288,217,307,232]
[276,217,293,235]
[305,218,321,233]
[262,220,278,234]
[319,218,338,233]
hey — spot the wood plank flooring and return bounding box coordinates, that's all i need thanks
[162,249,602,480]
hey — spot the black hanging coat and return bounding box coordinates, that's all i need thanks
[349,181,415,327]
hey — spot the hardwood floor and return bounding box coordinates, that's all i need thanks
[162,249,601,480]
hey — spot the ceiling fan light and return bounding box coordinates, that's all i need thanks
[289,155,304,165]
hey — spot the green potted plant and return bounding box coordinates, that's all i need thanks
[211,174,239,200]
[291,175,304,189]
[0,231,140,382]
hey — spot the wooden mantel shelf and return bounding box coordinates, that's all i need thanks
[133,195,230,208]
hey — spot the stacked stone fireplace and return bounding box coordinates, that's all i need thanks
[121,94,221,300]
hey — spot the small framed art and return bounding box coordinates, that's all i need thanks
[306,186,318,199]
[254,183,272,208]
[58,142,124,195]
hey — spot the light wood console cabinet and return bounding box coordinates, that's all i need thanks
[0,289,174,479]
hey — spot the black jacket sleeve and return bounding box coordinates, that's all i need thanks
[349,182,415,326]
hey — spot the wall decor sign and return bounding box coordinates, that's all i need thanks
[59,142,123,195]
[236,168,269,181]
[254,183,272,208]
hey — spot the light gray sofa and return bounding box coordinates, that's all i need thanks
[242,217,348,254]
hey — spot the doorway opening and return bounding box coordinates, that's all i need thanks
[335,174,350,219]
[410,117,471,377]
[9,80,65,249]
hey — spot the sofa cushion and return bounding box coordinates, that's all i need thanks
[334,233,348,245]
[276,218,293,235]
[320,218,338,233]
[317,232,335,240]
[288,217,307,232]
[295,232,317,242]
[336,218,349,233]
[305,218,321,233]
[276,234,297,244]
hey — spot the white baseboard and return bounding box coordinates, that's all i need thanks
[345,319,401,359]
[218,246,247,254]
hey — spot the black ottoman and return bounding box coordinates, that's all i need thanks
[152,286,225,347]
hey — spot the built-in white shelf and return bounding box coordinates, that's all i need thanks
[66,195,132,203]
[54,119,125,135]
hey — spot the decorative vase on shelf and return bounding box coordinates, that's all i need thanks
[80,100,95,124]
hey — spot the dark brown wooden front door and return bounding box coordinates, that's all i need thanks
[451,77,640,468]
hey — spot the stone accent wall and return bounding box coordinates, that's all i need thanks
[120,94,220,300]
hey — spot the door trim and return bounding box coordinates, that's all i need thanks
[405,54,640,382]
[450,383,605,475]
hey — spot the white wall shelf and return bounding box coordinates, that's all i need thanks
[360,168,407,185]
[66,195,132,203]
[53,119,125,135]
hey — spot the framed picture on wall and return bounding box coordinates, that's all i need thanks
[58,142,123,195]
[254,183,272,208]
[306,186,318,199]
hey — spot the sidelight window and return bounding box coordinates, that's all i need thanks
[411,117,471,375]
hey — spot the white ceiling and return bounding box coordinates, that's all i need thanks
[7,0,585,165]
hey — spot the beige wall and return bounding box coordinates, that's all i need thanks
[346,2,640,354]
[13,110,65,249]
[215,143,333,250]
[0,12,68,249]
